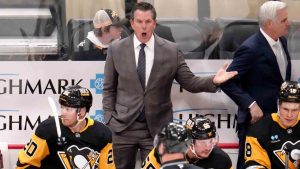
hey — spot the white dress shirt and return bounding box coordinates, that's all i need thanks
[260,28,287,79]
[133,34,155,87]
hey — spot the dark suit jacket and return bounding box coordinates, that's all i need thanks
[154,24,175,42]
[103,34,217,137]
[221,31,291,124]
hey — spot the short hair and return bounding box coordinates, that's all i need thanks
[130,2,157,20]
[258,1,287,27]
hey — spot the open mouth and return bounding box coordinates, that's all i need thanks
[285,119,294,122]
[142,32,147,37]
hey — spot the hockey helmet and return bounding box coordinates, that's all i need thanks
[59,85,93,112]
[155,122,191,154]
[185,115,216,140]
[279,81,300,103]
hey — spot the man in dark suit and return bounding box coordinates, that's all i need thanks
[103,2,237,169]
[220,1,291,169]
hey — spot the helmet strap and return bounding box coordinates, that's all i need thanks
[76,112,88,123]
[190,144,201,159]
[190,142,214,160]
[70,111,88,131]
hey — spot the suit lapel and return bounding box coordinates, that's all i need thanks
[125,35,145,91]
[257,32,283,81]
[145,34,163,93]
[279,37,291,80]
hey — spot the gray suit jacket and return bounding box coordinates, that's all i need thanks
[103,34,217,137]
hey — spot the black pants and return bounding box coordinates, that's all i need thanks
[236,122,249,169]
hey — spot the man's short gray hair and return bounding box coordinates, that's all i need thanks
[258,1,287,27]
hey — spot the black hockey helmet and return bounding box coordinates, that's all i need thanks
[155,122,191,154]
[59,85,93,112]
[185,115,216,140]
[279,81,300,103]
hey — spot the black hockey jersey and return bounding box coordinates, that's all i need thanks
[191,146,232,169]
[245,113,300,169]
[142,147,161,169]
[142,146,232,169]
[16,117,115,169]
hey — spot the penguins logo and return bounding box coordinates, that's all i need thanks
[273,140,300,169]
[58,145,100,169]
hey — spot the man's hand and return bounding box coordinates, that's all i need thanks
[249,102,263,124]
[213,62,238,85]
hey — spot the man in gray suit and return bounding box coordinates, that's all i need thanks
[103,2,237,169]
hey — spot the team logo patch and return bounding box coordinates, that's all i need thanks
[270,134,280,143]
[58,145,100,169]
[273,140,300,169]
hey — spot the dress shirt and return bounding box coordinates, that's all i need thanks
[133,34,155,87]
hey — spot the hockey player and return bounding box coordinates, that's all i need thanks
[155,122,203,169]
[142,116,232,169]
[16,85,115,169]
[244,81,300,169]
[185,116,232,169]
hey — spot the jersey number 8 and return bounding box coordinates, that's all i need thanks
[245,142,252,157]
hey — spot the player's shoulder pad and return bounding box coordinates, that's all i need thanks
[35,116,57,140]
[248,115,272,138]
[90,119,112,142]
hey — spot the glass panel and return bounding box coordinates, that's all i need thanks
[0,0,299,60]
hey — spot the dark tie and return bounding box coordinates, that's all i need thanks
[137,43,146,122]
[137,43,146,90]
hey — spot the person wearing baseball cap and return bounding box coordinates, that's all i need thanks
[74,9,127,61]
